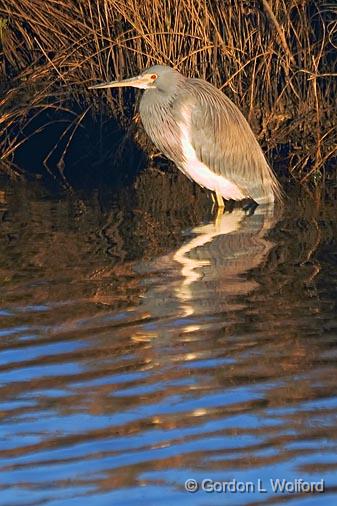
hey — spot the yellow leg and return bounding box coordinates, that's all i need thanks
[210,192,216,214]
[214,206,223,228]
[213,192,225,228]
[215,192,225,209]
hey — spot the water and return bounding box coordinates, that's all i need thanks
[0,176,336,506]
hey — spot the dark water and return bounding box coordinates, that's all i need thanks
[0,175,336,506]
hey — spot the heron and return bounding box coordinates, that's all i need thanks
[89,65,281,210]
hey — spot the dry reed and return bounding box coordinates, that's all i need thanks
[0,0,336,186]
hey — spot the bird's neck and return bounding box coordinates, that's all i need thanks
[140,89,174,120]
[143,87,175,106]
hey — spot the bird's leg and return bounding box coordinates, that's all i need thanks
[211,192,225,225]
[215,192,224,210]
[210,192,216,214]
[213,192,225,228]
[214,206,224,228]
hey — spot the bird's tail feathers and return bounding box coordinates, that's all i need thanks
[250,158,283,206]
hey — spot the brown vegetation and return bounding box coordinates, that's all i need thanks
[0,0,336,186]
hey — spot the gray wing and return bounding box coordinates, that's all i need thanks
[184,79,278,203]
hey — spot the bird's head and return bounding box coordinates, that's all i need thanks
[89,65,184,93]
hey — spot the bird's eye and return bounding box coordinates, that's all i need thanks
[150,74,157,80]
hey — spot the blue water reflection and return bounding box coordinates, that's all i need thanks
[0,181,336,505]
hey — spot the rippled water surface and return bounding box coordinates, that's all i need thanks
[0,178,336,506]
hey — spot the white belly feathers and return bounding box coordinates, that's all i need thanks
[178,121,245,201]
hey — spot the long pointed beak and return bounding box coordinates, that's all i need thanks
[89,75,147,90]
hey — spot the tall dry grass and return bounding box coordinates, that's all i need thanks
[0,0,336,185]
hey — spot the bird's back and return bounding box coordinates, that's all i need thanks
[183,78,281,205]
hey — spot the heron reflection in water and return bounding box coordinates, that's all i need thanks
[90,65,281,213]
[130,205,278,341]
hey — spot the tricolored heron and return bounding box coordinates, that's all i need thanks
[90,65,281,209]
